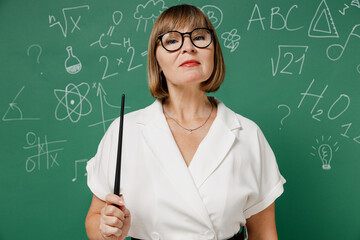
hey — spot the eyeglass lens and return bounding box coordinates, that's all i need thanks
[161,29,212,51]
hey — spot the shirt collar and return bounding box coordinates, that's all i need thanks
[136,97,242,131]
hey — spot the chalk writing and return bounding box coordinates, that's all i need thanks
[308,0,338,38]
[99,55,119,80]
[271,45,308,76]
[127,46,143,71]
[297,79,359,144]
[54,82,92,123]
[270,5,303,31]
[27,44,42,64]
[23,132,67,173]
[277,104,291,130]
[49,5,90,37]
[247,4,303,32]
[200,5,223,29]
[2,86,40,121]
[248,4,265,31]
[90,10,123,49]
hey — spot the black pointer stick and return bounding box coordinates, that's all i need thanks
[114,94,125,197]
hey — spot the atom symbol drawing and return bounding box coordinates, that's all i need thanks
[54,82,92,123]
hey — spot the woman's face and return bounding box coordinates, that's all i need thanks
[155,27,215,90]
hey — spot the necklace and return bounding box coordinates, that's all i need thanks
[163,102,214,134]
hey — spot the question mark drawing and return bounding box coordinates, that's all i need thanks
[27,44,42,64]
[27,44,43,75]
[277,104,291,130]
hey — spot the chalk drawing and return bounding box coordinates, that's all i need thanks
[72,159,88,182]
[277,104,291,130]
[2,86,40,121]
[65,46,82,74]
[88,83,130,133]
[351,0,360,8]
[49,5,90,37]
[221,29,240,53]
[27,44,42,64]
[310,136,339,170]
[271,45,308,76]
[308,0,338,38]
[357,64,360,74]
[54,82,92,123]
[339,4,350,15]
[134,0,167,32]
[326,24,360,61]
[200,5,223,29]
[23,132,67,173]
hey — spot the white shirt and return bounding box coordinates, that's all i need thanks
[87,98,286,240]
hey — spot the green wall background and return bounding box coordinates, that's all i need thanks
[1,0,359,239]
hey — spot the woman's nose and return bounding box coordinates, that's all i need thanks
[181,36,196,53]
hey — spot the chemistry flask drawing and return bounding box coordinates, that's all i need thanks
[65,46,82,74]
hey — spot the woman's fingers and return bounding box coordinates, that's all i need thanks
[100,223,122,238]
[99,194,130,239]
[103,204,125,220]
[102,214,123,227]
[105,194,125,208]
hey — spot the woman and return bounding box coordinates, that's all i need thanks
[85,4,285,240]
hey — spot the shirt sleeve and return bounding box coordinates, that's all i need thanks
[243,127,286,219]
[86,118,119,201]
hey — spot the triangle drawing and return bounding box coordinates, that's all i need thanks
[308,0,339,38]
[351,0,360,8]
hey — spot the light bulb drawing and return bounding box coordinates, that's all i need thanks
[310,136,339,170]
[318,144,332,170]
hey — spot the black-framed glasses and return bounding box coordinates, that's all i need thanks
[157,28,214,52]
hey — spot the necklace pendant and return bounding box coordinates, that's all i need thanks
[189,130,192,134]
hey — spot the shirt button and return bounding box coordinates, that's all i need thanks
[151,232,160,240]
[204,230,215,240]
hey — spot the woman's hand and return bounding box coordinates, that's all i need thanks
[99,194,131,240]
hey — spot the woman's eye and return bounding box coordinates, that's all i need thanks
[166,39,178,45]
[194,36,205,41]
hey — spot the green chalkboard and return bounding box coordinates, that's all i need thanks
[1,0,359,239]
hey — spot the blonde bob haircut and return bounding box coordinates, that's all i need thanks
[147,4,225,100]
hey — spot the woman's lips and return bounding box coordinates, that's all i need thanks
[180,60,200,67]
